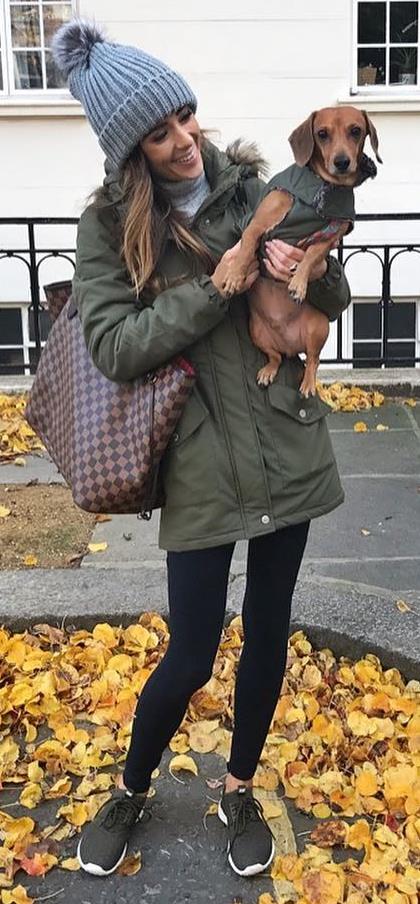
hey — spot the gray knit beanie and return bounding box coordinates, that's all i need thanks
[52,19,197,171]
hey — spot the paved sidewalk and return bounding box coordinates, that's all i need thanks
[0,392,419,903]
[1,397,419,676]
[2,367,420,396]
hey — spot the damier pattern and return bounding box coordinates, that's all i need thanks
[25,281,195,514]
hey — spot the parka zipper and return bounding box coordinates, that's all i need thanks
[230,307,275,521]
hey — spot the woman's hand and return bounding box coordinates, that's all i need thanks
[263,239,327,282]
[211,242,260,298]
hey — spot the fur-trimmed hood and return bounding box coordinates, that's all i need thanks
[225,138,269,178]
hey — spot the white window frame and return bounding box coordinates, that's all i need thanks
[352,0,420,94]
[347,296,420,368]
[0,2,7,93]
[0,302,47,374]
[1,0,77,97]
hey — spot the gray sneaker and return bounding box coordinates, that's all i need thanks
[77,788,148,876]
[218,785,275,877]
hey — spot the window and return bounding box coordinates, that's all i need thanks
[0,1,75,95]
[352,299,417,367]
[355,0,419,90]
[0,304,52,374]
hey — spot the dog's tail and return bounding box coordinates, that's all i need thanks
[226,138,270,178]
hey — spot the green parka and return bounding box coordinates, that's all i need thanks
[72,140,351,551]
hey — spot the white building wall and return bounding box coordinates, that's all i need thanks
[0,0,419,361]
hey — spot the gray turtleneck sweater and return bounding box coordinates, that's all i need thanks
[158,171,211,224]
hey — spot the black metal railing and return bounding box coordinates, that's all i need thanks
[0,214,419,373]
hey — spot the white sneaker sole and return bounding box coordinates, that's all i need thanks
[217,801,275,877]
[76,808,144,876]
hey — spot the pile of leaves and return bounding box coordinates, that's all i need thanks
[0,387,389,465]
[317,382,385,412]
[1,616,419,903]
[0,397,43,463]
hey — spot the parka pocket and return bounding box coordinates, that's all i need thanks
[268,383,332,423]
[161,390,220,507]
[266,383,335,481]
[169,390,208,448]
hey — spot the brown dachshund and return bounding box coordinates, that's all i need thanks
[224,106,382,397]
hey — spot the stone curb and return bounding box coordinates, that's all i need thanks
[1,368,420,396]
[0,568,418,680]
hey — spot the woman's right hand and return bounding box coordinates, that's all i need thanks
[211,242,260,298]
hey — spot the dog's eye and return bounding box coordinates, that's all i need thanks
[317,129,328,141]
[350,126,362,138]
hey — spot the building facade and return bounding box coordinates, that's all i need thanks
[0,0,419,372]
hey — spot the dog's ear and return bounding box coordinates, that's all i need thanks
[288,113,316,166]
[362,111,383,163]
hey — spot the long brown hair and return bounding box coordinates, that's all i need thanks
[90,137,215,300]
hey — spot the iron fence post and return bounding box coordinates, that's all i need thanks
[28,221,42,367]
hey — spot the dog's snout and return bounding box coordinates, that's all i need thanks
[334,154,351,172]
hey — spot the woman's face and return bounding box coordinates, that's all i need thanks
[141,106,203,181]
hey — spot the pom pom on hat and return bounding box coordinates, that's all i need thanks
[52,18,106,78]
[50,17,197,171]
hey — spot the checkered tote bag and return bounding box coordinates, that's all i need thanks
[25,281,196,519]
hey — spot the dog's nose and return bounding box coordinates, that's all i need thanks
[334,155,350,172]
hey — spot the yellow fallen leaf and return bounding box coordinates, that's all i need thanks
[27,762,43,783]
[0,815,35,846]
[0,737,20,768]
[262,799,286,820]
[22,721,37,743]
[13,458,26,467]
[355,770,378,796]
[384,763,417,800]
[1,886,34,904]
[59,858,80,871]
[312,803,332,819]
[88,542,108,553]
[168,754,198,777]
[92,622,118,645]
[169,733,190,754]
[303,866,343,904]
[116,851,142,875]
[0,506,11,518]
[403,398,417,407]
[354,421,368,432]
[396,599,412,613]
[57,801,89,826]
[188,720,219,753]
[22,554,37,566]
[5,639,26,667]
[253,768,280,791]
[19,783,43,809]
[45,777,73,799]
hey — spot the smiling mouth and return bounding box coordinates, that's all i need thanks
[174,146,197,165]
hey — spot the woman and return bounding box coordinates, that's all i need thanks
[53,19,350,880]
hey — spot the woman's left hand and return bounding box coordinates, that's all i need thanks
[263,239,327,282]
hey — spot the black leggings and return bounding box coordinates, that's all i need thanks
[123,520,310,793]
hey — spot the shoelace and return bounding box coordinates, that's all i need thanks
[99,796,144,831]
[225,793,275,848]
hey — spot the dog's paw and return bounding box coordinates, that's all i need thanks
[256,364,280,387]
[222,275,246,297]
[288,274,307,304]
[299,376,317,398]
